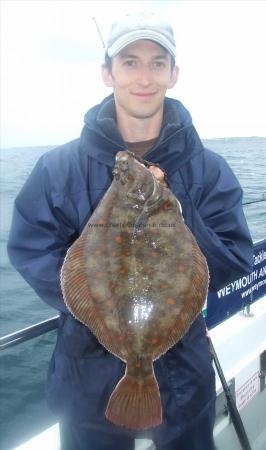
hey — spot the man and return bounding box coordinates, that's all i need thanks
[8,11,253,450]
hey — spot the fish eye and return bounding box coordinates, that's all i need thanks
[120,160,129,172]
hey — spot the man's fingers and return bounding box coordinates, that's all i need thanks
[148,166,165,182]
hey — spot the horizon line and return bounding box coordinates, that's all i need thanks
[1,135,266,150]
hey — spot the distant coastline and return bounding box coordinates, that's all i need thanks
[1,145,54,151]
[1,136,266,151]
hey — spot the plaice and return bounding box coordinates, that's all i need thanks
[61,150,209,430]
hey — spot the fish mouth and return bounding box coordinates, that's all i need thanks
[112,166,120,180]
[113,152,136,184]
[115,151,130,162]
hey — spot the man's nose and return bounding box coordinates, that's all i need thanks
[136,66,152,86]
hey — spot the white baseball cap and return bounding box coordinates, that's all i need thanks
[106,11,176,59]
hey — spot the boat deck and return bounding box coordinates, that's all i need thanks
[14,295,266,450]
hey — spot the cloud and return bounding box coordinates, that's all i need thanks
[1,0,266,147]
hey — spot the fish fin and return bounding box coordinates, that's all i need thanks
[61,232,126,361]
[152,235,208,360]
[105,374,162,430]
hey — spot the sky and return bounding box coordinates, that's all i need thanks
[1,0,266,148]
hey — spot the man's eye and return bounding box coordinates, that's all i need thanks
[153,61,165,69]
[124,60,136,67]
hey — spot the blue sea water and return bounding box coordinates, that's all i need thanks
[0,137,265,449]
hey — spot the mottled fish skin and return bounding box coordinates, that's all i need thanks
[61,151,209,430]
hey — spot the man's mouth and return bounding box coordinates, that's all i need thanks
[131,92,156,97]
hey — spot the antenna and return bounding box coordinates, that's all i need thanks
[92,17,106,49]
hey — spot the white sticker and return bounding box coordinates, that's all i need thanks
[236,371,260,410]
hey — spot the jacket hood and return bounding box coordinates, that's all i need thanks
[80,94,204,175]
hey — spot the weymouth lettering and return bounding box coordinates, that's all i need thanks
[217,265,266,299]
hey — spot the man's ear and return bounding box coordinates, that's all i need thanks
[101,64,114,87]
[168,65,179,89]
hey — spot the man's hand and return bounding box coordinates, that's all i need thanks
[148,165,167,186]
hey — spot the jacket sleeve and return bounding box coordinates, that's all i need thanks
[7,154,79,313]
[189,152,253,291]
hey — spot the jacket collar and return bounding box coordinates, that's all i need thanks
[81,95,203,171]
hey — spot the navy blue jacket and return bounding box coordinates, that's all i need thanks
[7,96,253,444]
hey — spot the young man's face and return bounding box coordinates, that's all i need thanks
[102,40,178,123]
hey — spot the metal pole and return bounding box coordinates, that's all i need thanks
[208,334,252,450]
[92,17,106,48]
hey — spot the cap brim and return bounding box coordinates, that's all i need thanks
[107,30,176,58]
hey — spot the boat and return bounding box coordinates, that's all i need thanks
[1,234,265,450]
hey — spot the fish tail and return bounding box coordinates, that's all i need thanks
[105,373,162,429]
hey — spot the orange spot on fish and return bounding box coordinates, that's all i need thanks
[96,219,105,225]
[177,264,186,272]
[94,249,101,256]
[96,272,103,279]
[151,338,160,345]
[110,282,116,289]
[135,361,141,369]
[115,235,123,244]
[120,268,126,275]
[167,297,176,305]
[111,251,117,257]
[163,201,170,209]
[160,283,168,290]
[150,251,157,258]
[118,335,124,342]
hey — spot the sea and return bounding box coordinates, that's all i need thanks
[0,137,265,449]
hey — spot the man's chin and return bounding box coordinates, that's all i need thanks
[130,108,161,120]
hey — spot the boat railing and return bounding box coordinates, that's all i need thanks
[0,316,59,352]
[242,193,266,205]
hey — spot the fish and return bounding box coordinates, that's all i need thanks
[60,150,209,430]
